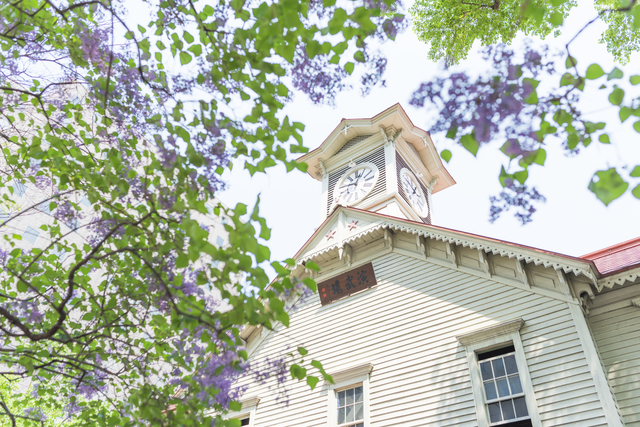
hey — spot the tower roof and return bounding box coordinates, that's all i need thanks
[297,103,455,195]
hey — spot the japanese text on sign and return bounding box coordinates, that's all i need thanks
[318,262,377,306]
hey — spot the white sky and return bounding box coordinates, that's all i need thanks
[218,1,640,277]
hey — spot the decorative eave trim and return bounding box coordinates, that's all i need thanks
[329,363,374,384]
[456,319,525,346]
[297,218,597,283]
[597,267,640,291]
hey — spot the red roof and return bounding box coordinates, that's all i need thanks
[582,237,640,275]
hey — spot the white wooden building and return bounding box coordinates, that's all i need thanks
[234,104,640,427]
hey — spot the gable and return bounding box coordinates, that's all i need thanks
[294,208,597,303]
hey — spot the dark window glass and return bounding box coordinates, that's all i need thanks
[492,358,506,378]
[514,397,529,418]
[501,400,516,420]
[509,375,523,394]
[500,420,532,427]
[504,354,518,375]
[240,418,250,426]
[484,381,497,400]
[496,378,510,397]
[488,403,502,423]
[478,345,516,361]
[480,361,493,381]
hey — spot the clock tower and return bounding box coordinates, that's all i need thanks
[298,104,455,224]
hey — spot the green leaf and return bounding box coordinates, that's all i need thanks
[311,360,333,384]
[307,375,320,390]
[598,134,610,144]
[586,64,605,80]
[229,401,242,412]
[565,55,576,69]
[608,67,624,80]
[514,170,528,184]
[290,364,307,380]
[297,346,308,356]
[620,107,632,123]
[634,121,640,133]
[459,134,478,156]
[344,62,354,75]
[609,87,624,105]
[550,12,563,26]
[533,149,546,166]
[440,149,452,163]
[588,168,629,206]
[630,166,640,177]
[631,75,640,85]
[633,184,640,199]
[179,51,192,65]
[305,261,320,272]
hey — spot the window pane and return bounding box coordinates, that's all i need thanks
[480,361,493,381]
[354,424,364,427]
[240,419,250,426]
[501,400,516,420]
[355,402,363,420]
[338,407,345,424]
[496,378,510,398]
[346,388,354,405]
[338,391,345,407]
[514,397,529,418]
[346,404,354,422]
[488,403,502,423]
[492,358,506,378]
[355,386,363,403]
[509,374,523,394]
[484,381,497,400]
[504,354,518,375]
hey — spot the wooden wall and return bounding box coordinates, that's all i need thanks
[239,252,611,426]
[589,289,640,427]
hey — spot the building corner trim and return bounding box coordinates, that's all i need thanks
[567,303,624,427]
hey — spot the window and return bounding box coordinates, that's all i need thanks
[327,363,372,427]
[224,396,259,427]
[12,180,26,197]
[337,385,364,427]
[478,346,531,426]
[456,319,541,427]
[39,201,52,215]
[23,226,40,244]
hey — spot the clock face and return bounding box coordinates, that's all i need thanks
[400,168,429,217]
[335,164,378,206]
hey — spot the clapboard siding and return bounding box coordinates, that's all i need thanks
[241,253,608,426]
[589,304,640,427]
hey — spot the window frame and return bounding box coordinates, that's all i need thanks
[327,363,373,427]
[457,319,541,427]
[225,396,259,427]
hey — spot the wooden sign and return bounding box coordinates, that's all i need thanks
[318,262,377,306]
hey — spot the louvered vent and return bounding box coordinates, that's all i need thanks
[326,147,386,216]
[396,153,431,224]
[335,134,374,155]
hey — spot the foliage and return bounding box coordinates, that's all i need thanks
[596,0,640,64]
[409,0,575,66]
[0,0,404,425]
[0,376,80,427]
[409,1,640,222]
